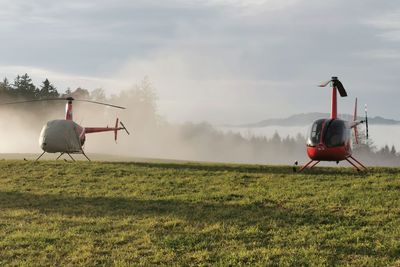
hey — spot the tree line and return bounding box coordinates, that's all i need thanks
[1,73,400,166]
[0,73,103,101]
[0,73,59,100]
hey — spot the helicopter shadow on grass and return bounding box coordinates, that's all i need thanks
[294,167,371,177]
[0,190,359,229]
[0,191,351,225]
[124,162,367,176]
[0,190,395,262]
[122,161,295,174]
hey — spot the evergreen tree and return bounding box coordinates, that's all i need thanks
[64,88,72,95]
[0,78,10,93]
[12,73,38,99]
[1,77,10,88]
[380,145,390,156]
[39,79,59,98]
[270,131,282,152]
[271,132,281,145]
[0,78,12,100]
[390,145,397,156]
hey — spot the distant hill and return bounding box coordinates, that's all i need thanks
[228,113,400,128]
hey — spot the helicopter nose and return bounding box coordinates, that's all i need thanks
[40,141,47,150]
[39,124,50,152]
[39,135,48,151]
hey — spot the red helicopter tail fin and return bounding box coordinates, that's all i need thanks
[114,118,119,142]
[353,98,359,144]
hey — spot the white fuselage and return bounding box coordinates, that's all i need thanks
[39,120,84,153]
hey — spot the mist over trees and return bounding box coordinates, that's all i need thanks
[1,73,400,166]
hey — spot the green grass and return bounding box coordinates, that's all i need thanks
[0,160,399,266]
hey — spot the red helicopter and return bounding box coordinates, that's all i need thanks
[297,76,368,172]
[2,97,129,161]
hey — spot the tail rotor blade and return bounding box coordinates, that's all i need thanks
[114,118,119,142]
[120,121,130,135]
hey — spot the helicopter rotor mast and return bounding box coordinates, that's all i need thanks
[318,76,348,119]
[65,97,74,120]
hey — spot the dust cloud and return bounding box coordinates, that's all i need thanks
[0,79,398,167]
[0,79,308,165]
[0,102,64,153]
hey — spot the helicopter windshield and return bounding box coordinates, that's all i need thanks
[307,119,325,147]
[323,119,349,148]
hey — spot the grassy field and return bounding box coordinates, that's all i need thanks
[0,160,399,266]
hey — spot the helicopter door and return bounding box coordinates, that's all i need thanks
[307,119,326,147]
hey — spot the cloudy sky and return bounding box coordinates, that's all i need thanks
[0,0,399,124]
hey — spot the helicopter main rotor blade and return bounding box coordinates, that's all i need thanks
[75,100,126,109]
[332,80,347,97]
[0,98,126,109]
[318,80,331,87]
[0,98,61,105]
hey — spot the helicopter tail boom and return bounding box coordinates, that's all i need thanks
[84,118,130,142]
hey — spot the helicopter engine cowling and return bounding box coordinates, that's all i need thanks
[39,120,84,153]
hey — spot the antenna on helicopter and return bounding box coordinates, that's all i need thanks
[365,104,369,140]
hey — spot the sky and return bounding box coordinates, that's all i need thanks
[0,0,399,124]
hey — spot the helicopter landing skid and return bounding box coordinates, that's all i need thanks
[345,156,367,172]
[54,152,76,161]
[35,151,91,162]
[297,160,320,173]
[81,150,91,162]
[296,156,367,173]
[35,151,46,161]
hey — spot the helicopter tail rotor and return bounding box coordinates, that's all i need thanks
[114,118,119,142]
[114,119,130,142]
[120,121,130,135]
